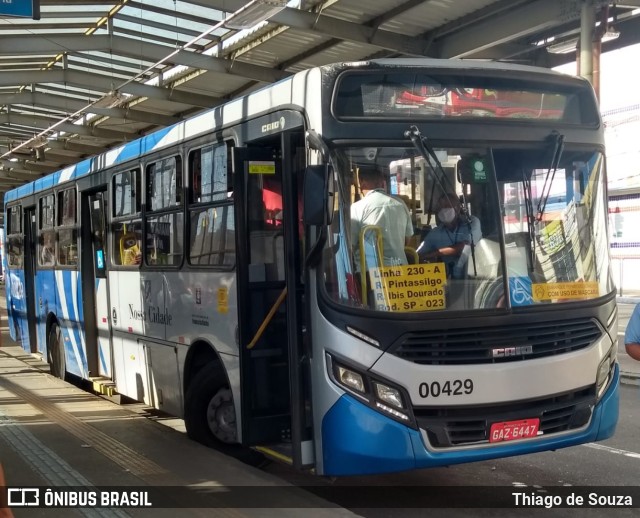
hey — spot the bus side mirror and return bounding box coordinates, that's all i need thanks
[303,164,334,226]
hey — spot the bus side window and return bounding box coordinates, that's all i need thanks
[113,221,142,266]
[39,231,56,267]
[192,150,202,202]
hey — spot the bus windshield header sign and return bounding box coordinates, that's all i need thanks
[333,71,594,124]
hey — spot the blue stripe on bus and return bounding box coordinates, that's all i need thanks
[68,159,92,180]
[53,270,87,378]
[34,172,60,192]
[321,366,619,476]
[141,127,173,154]
[4,127,175,204]
[6,270,29,348]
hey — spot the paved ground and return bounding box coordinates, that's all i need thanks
[0,284,357,516]
[0,282,636,516]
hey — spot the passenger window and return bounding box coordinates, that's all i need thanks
[190,145,229,203]
[112,221,142,266]
[113,169,141,217]
[188,142,235,269]
[39,230,56,268]
[145,214,184,266]
[39,194,55,229]
[6,206,23,269]
[57,188,78,266]
[189,206,235,266]
[147,156,182,211]
[57,188,76,226]
[38,194,56,268]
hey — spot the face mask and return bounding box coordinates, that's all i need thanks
[438,208,456,224]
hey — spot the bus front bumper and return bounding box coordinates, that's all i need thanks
[320,364,619,476]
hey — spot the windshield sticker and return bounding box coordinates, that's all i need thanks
[369,264,447,312]
[538,219,565,254]
[509,276,534,306]
[248,161,276,175]
[532,281,599,301]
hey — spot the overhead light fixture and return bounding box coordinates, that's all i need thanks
[27,135,48,149]
[93,89,125,109]
[547,38,579,54]
[223,0,288,30]
[602,29,620,43]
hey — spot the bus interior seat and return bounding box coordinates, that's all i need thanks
[120,232,140,265]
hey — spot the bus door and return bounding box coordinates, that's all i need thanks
[234,134,309,468]
[23,207,38,353]
[81,190,112,379]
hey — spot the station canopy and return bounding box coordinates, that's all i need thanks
[1,0,640,193]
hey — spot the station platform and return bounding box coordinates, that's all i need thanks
[0,287,638,516]
[0,287,357,517]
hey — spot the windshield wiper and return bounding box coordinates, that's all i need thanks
[405,125,477,276]
[404,125,455,195]
[522,170,536,273]
[536,131,565,221]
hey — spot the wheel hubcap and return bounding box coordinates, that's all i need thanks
[205,388,237,444]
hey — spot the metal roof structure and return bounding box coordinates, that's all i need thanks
[1,0,640,195]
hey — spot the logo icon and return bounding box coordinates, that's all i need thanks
[7,488,39,506]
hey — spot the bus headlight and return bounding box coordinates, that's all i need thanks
[328,354,416,428]
[373,382,404,410]
[596,348,616,397]
[337,365,366,393]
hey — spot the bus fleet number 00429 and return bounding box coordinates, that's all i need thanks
[418,379,474,398]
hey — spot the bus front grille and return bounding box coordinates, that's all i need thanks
[414,386,595,448]
[391,318,601,365]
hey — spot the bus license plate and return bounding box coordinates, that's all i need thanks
[489,418,540,443]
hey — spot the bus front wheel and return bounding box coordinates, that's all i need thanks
[185,364,238,446]
[47,323,66,380]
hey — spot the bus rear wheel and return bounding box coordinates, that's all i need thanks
[185,364,238,446]
[47,323,66,380]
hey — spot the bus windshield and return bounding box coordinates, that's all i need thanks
[321,144,613,312]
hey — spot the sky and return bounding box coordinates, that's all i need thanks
[555,42,640,112]
[555,43,640,191]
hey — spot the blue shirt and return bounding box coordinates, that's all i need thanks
[418,215,482,278]
[624,304,640,345]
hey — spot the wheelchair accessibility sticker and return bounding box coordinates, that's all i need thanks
[509,276,533,306]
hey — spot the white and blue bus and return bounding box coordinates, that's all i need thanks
[3,59,618,476]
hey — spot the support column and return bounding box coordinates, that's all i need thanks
[578,0,595,85]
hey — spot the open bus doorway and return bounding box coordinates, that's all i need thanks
[233,128,311,469]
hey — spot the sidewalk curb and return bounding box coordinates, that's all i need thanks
[617,297,640,304]
[620,371,640,387]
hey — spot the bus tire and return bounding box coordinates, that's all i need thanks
[48,323,66,380]
[185,364,238,447]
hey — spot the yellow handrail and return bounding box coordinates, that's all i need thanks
[246,287,288,350]
[404,246,419,264]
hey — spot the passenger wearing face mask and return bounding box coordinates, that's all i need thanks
[417,192,482,278]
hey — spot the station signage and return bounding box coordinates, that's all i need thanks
[0,0,40,19]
